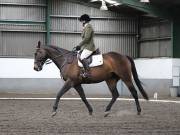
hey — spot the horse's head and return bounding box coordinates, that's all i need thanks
[34,41,48,71]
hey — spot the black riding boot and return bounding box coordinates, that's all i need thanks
[81,59,90,78]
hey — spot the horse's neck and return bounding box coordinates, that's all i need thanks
[45,46,70,69]
[45,46,69,60]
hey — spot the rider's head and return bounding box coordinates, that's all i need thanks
[79,14,91,25]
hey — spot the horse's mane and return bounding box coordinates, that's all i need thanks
[45,45,70,53]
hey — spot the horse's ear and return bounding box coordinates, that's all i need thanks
[37,41,41,48]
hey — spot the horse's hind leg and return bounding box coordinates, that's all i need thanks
[74,85,93,115]
[104,78,119,117]
[123,80,141,115]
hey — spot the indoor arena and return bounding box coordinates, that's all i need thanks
[0,0,180,134]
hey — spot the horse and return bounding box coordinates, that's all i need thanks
[34,41,149,117]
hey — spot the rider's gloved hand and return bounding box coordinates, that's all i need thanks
[75,46,81,51]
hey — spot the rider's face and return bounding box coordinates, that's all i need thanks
[81,21,86,27]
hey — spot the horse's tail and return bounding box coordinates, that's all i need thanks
[126,56,149,100]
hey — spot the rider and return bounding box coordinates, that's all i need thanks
[75,14,96,77]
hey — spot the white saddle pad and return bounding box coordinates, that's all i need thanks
[78,54,103,67]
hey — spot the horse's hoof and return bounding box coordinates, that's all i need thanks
[51,111,57,117]
[104,111,110,117]
[137,112,141,115]
[89,111,93,116]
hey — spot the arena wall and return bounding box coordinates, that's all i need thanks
[0,58,178,97]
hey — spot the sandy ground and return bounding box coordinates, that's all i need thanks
[0,98,180,135]
[1,92,180,100]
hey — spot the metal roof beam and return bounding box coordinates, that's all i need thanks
[115,0,172,19]
[46,0,51,45]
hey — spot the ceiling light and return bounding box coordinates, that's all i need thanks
[105,0,121,6]
[140,0,149,2]
[100,0,108,10]
[91,0,122,10]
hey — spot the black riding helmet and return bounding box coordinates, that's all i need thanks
[79,14,91,22]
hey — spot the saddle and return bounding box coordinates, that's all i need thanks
[77,49,103,68]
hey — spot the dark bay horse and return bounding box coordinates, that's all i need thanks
[34,41,149,117]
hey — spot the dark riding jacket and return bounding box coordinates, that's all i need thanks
[78,23,95,52]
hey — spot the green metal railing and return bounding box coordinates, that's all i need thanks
[46,0,51,45]
[0,20,45,24]
[172,19,180,58]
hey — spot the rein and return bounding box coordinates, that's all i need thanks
[45,53,66,65]
[45,48,77,71]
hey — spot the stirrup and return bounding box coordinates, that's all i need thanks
[80,71,90,78]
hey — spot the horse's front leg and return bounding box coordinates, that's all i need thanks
[52,79,72,117]
[74,85,93,115]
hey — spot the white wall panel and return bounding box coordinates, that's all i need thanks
[2,32,45,57]
[0,5,45,21]
[140,19,172,57]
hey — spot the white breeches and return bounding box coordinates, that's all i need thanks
[80,49,93,60]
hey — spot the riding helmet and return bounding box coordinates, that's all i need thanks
[79,14,91,22]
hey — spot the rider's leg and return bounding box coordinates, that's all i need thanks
[81,59,90,70]
[80,49,93,60]
[80,49,93,77]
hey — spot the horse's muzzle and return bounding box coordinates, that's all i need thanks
[34,63,42,71]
